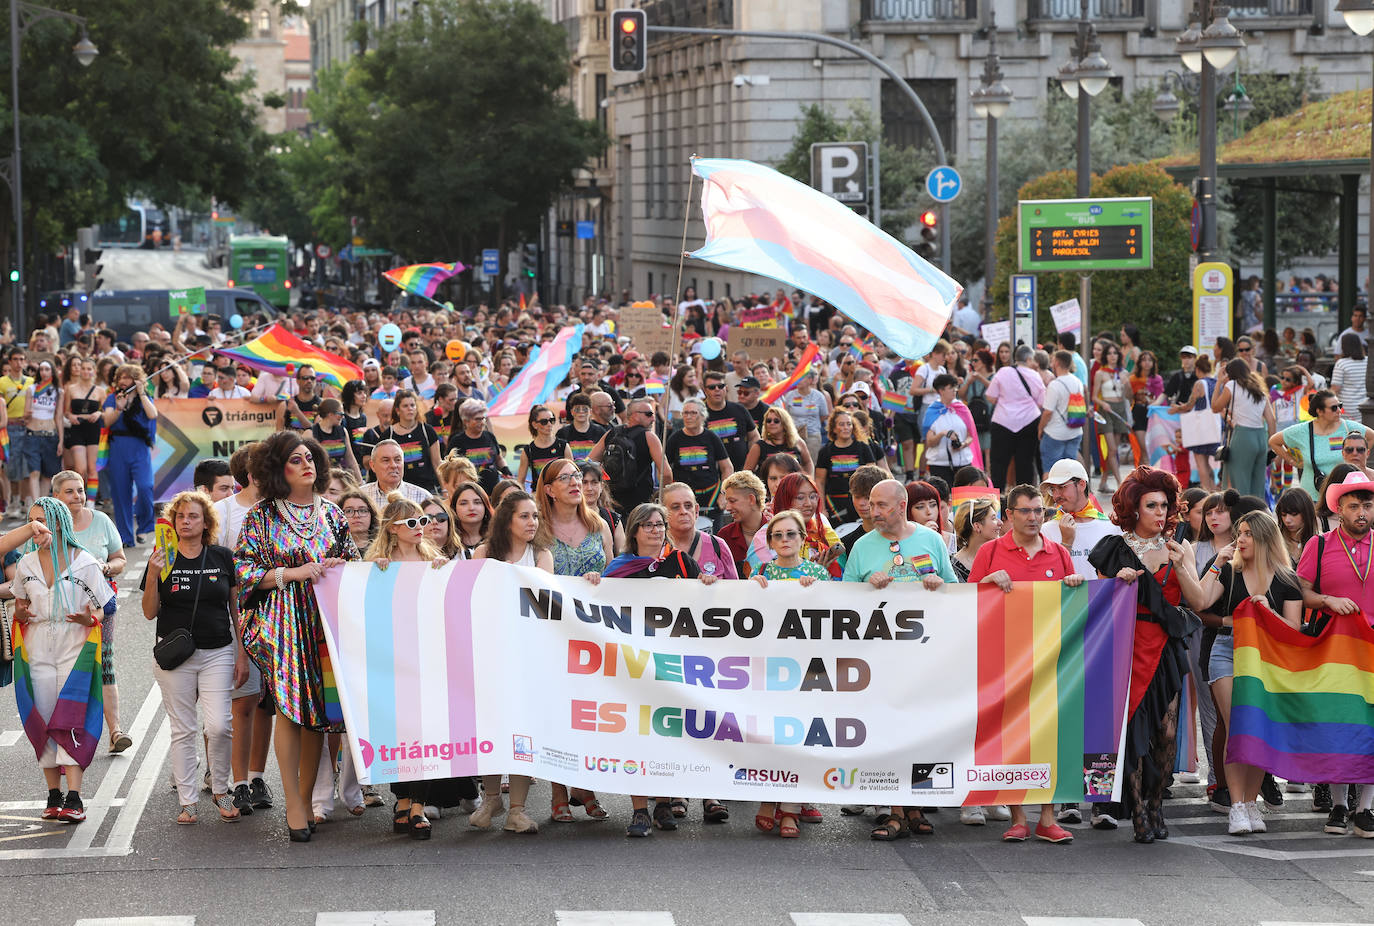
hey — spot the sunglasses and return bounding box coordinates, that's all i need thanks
[705,383,726,391]
[769,529,802,541]
[397,515,432,529]
[425,511,450,523]
[536,417,556,425]
[889,540,905,568]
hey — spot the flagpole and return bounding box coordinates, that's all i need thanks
[661,155,698,449]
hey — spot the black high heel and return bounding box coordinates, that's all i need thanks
[409,810,432,840]
[287,813,311,842]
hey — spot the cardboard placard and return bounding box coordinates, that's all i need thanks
[620,305,673,357]
[1049,297,1081,334]
[980,320,1011,350]
[727,325,787,365]
[740,305,779,329]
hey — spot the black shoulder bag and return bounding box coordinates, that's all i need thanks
[1302,534,1331,637]
[153,548,207,671]
[1308,422,1326,487]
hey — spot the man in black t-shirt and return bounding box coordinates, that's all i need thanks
[735,376,767,430]
[702,370,758,472]
[566,359,625,414]
[589,399,671,513]
[1163,346,1200,484]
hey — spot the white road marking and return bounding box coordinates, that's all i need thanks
[0,799,125,811]
[65,683,164,853]
[316,914,437,926]
[74,912,195,917]
[1023,920,1145,926]
[0,730,23,747]
[792,916,913,926]
[106,716,171,851]
[1170,831,1374,861]
[1260,922,1374,925]
[556,915,676,926]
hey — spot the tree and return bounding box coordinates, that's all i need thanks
[303,0,606,269]
[990,163,1193,353]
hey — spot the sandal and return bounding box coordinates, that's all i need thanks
[347,805,365,817]
[669,799,688,818]
[703,799,729,823]
[551,801,574,823]
[571,792,609,819]
[214,794,241,822]
[393,802,410,835]
[409,809,432,840]
[904,808,934,835]
[870,813,910,841]
[754,813,776,834]
[778,812,800,838]
[177,805,198,825]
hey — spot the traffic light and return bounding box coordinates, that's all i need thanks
[915,209,939,260]
[522,243,538,280]
[7,269,17,284]
[611,9,646,73]
[83,248,104,293]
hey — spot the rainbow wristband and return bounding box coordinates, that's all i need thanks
[1207,563,1222,577]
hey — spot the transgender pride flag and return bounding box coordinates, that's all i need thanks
[488,323,585,416]
[689,158,962,361]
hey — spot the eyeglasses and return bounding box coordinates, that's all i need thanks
[705,383,726,391]
[397,515,432,529]
[536,417,556,425]
[426,511,450,523]
[769,530,802,540]
[554,472,585,484]
[889,539,905,567]
[640,521,666,531]
[1010,507,1045,517]
[342,507,370,517]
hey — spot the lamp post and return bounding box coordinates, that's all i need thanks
[1176,1,1244,264]
[971,14,1012,321]
[1334,0,1374,426]
[1057,0,1113,359]
[1,0,98,332]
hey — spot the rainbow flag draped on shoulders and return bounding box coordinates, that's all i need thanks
[12,621,105,769]
[216,325,362,391]
[1228,602,1374,784]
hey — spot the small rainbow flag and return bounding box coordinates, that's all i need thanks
[645,378,667,396]
[1228,602,1374,784]
[910,552,935,575]
[760,343,821,406]
[13,621,104,769]
[964,579,1137,806]
[95,427,110,472]
[382,262,464,300]
[951,485,1000,507]
[216,325,362,391]
[879,387,910,415]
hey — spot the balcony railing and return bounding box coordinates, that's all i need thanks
[1027,0,1144,18]
[1229,0,1313,16]
[860,0,977,22]
[643,0,733,38]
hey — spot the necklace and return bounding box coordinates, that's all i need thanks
[1336,528,1371,584]
[1124,531,1167,558]
[275,496,324,542]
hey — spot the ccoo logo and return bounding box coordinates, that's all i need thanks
[824,767,858,790]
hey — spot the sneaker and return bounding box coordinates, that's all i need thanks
[109,731,132,754]
[57,792,86,824]
[248,777,273,810]
[457,798,477,814]
[1177,771,1202,784]
[1002,822,1030,842]
[1091,809,1119,830]
[1352,808,1374,838]
[1035,821,1074,843]
[469,797,504,829]
[231,784,254,816]
[1246,801,1266,833]
[797,804,822,823]
[651,802,678,831]
[986,805,1011,821]
[1283,780,1307,793]
[1313,783,1333,813]
[42,789,63,820]
[1227,802,1252,835]
[1209,787,1232,814]
[1324,805,1349,835]
[503,807,539,834]
[362,785,384,808]
[1055,805,1082,825]
[960,806,986,826]
[1260,774,1284,810]
[626,808,652,837]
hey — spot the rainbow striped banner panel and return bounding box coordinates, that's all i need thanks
[314,565,1135,802]
[1229,602,1374,784]
[689,158,962,361]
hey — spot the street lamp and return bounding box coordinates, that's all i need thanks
[3,1,98,331]
[1152,86,1181,123]
[1221,71,1253,139]
[1335,0,1374,426]
[971,14,1012,318]
[1201,5,1245,72]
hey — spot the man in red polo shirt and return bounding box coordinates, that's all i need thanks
[967,483,1085,844]
[1297,470,1374,837]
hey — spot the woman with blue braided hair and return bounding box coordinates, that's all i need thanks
[10,496,114,823]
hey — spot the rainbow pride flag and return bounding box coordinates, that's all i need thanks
[1065,392,1088,429]
[1228,602,1374,783]
[382,262,464,300]
[216,325,362,390]
[878,386,910,415]
[95,427,110,472]
[760,343,821,405]
[12,621,104,769]
[951,485,1000,507]
[964,579,1137,806]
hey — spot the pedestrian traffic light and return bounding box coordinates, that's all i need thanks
[611,9,646,73]
[83,248,104,293]
[915,209,939,260]
[7,269,17,284]
[522,243,538,280]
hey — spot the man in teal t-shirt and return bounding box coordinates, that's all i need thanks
[842,479,955,587]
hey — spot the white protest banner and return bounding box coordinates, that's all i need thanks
[1049,298,1082,334]
[314,563,1135,806]
[980,320,1011,349]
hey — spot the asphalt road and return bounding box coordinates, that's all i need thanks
[3,539,1374,926]
[98,246,228,293]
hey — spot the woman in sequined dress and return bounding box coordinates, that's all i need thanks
[235,431,359,843]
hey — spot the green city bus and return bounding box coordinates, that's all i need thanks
[228,234,291,308]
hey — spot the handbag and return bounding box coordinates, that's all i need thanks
[1216,387,1235,463]
[153,548,206,671]
[1180,380,1221,449]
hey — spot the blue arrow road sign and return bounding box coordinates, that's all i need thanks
[925,166,962,204]
[482,249,500,275]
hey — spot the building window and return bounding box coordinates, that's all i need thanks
[881,78,956,156]
[257,9,271,37]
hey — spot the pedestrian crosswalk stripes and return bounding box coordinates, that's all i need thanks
[790,915,914,926]
[74,918,195,926]
[60,914,1374,926]
[1023,920,1144,926]
[316,913,437,926]
[554,914,675,926]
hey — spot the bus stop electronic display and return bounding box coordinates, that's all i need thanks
[1017,197,1153,273]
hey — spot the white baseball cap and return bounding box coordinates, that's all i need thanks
[1041,458,1089,486]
